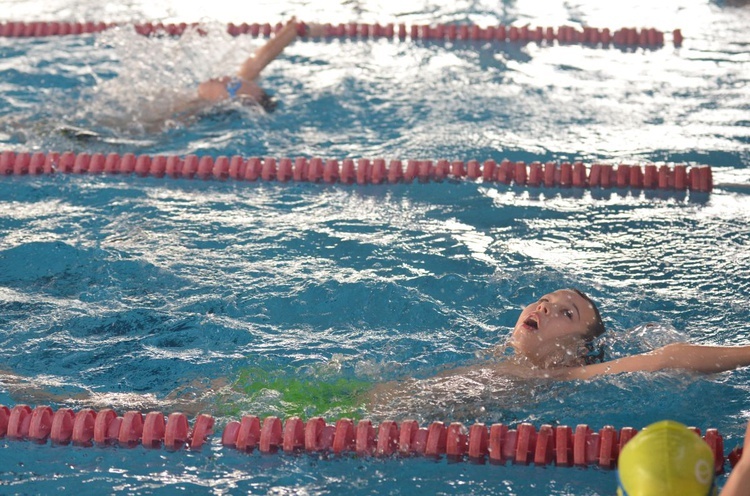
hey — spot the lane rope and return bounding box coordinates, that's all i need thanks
[0,151,714,192]
[0,403,736,473]
[0,20,683,47]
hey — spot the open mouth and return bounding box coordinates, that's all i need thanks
[523,315,539,330]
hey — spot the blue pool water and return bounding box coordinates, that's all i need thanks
[1,0,750,494]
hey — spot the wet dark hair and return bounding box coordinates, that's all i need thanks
[256,90,277,113]
[241,89,277,113]
[570,288,606,364]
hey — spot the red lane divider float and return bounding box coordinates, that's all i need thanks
[0,151,713,192]
[0,404,737,474]
[0,20,683,47]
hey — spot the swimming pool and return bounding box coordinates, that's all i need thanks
[1,0,749,494]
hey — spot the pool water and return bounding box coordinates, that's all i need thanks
[1,0,750,494]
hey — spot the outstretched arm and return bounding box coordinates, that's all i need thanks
[197,18,302,103]
[237,19,299,82]
[558,343,750,380]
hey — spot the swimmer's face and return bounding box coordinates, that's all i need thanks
[509,289,598,368]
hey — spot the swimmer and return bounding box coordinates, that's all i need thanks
[190,17,323,113]
[369,288,750,406]
[616,419,750,496]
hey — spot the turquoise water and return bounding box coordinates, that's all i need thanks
[1,0,750,494]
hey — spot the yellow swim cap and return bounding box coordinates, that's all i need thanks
[617,420,717,496]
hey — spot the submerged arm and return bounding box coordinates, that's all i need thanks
[558,343,750,380]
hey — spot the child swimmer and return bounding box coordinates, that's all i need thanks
[368,288,750,407]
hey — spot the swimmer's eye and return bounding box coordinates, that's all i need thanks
[563,309,574,319]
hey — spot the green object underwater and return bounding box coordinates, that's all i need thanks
[230,367,372,420]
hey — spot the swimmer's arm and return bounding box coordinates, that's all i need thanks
[556,343,750,380]
[237,18,299,82]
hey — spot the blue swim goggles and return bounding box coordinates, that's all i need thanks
[225,77,243,99]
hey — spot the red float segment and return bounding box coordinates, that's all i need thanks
[93,409,118,444]
[446,422,468,457]
[323,159,339,184]
[376,420,399,456]
[555,425,573,467]
[221,418,240,447]
[629,165,643,188]
[482,160,497,182]
[488,423,509,463]
[72,409,96,445]
[305,416,326,452]
[643,164,658,189]
[333,418,355,454]
[542,161,557,187]
[260,416,283,453]
[573,424,589,466]
[356,419,376,456]
[29,152,46,174]
[658,165,671,189]
[705,428,725,474]
[515,423,536,465]
[142,412,166,448]
[119,411,144,445]
[425,421,447,457]
[72,152,89,173]
[228,156,246,180]
[283,416,305,453]
[616,164,630,188]
[260,157,277,182]
[245,157,261,181]
[468,423,489,459]
[572,162,587,187]
[404,159,418,183]
[356,158,370,185]
[398,419,419,455]
[372,158,386,184]
[164,412,190,450]
[534,424,555,466]
[11,151,30,175]
[387,160,403,184]
[190,414,214,449]
[50,408,75,444]
[450,160,466,179]
[308,157,324,183]
[674,164,687,190]
[513,161,527,186]
[528,161,543,187]
[417,160,433,183]
[434,159,449,182]
[28,406,54,441]
[598,425,618,469]
[496,159,513,184]
[232,415,260,451]
[213,156,230,181]
[7,404,32,439]
[340,158,356,184]
[467,160,481,180]
[559,162,572,187]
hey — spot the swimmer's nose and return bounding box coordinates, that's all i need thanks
[536,302,549,314]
